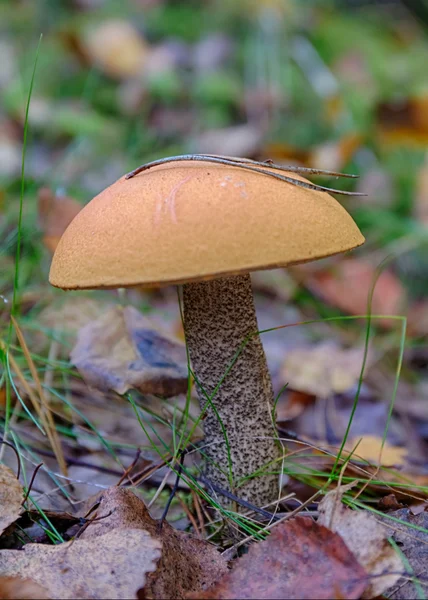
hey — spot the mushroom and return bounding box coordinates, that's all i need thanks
[49,155,364,510]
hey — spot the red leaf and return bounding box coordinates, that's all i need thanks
[301,259,405,328]
[191,516,367,600]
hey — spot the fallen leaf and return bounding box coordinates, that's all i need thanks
[38,187,82,253]
[346,435,407,466]
[0,529,161,600]
[382,508,428,599]
[0,576,49,599]
[81,487,228,599]
[0,465,23,536]
[190,516,367,599]
[297,258,406,328]
[276,389,315,422]
[83,20,148,79]
[409,503,428,516]
[71,305,188,397]
[378,494,404,512]
[318,483,404,598]
[281,341,371,399]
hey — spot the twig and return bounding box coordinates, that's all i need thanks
[129,454,173,487]
[115,448,141,487]
[177,493,201,537]
[223,489,323,556]
[191,489,206,535]
[125,154,365,196]
[198,474,281,522]
[0,439,22,479]
[21,462,44,506]
[157,450,186,532]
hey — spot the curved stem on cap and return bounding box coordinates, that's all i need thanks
[183,273,282,511]
[125,154,366,197]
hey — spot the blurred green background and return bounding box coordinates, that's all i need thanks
[1,0,428,334]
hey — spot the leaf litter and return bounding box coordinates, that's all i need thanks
[318,483,404,598]
[281,341,373,399]
[71,305,188,397]
[0,576,50,599]
[0,529,161,600]
[0,486,227,600]
[189,516,368,600]
[0,465,23,536]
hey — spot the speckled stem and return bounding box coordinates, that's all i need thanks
[183,274,281,509]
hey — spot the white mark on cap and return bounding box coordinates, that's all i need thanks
[154,175,193,225]
[219,176,247,197]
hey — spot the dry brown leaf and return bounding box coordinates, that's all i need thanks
[276,389,315,422]
[38,187,82,253]
[190,516,367,599]
[83,20,148,79]
[0,529,161,599]
[346,435,407,466]
[298,258,406,328]
[82,487,228,599]
[281,341,370,399]
[0,576,49,599]
[71,305,188,397]
[318,483,404,598]
[378,494,404,512]
[0,465,23,536]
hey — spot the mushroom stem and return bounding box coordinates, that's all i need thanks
[183,274,281,509]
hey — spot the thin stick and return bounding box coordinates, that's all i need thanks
[0,440,22,479]
[22,462,43,506]
[115,449,141,487]
[191,489,206,535]
[148,469,171,509]
[129,454,173,487]
[125,154,366,197]
[157,451,186,531]
[199,474,281,522]
[177,493,201,537]
[204,155,359,178]
[223,489,323,555]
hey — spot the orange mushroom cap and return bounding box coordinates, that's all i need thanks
[49,159,365,289]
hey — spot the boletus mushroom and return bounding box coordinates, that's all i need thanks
[49,155,365,510]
